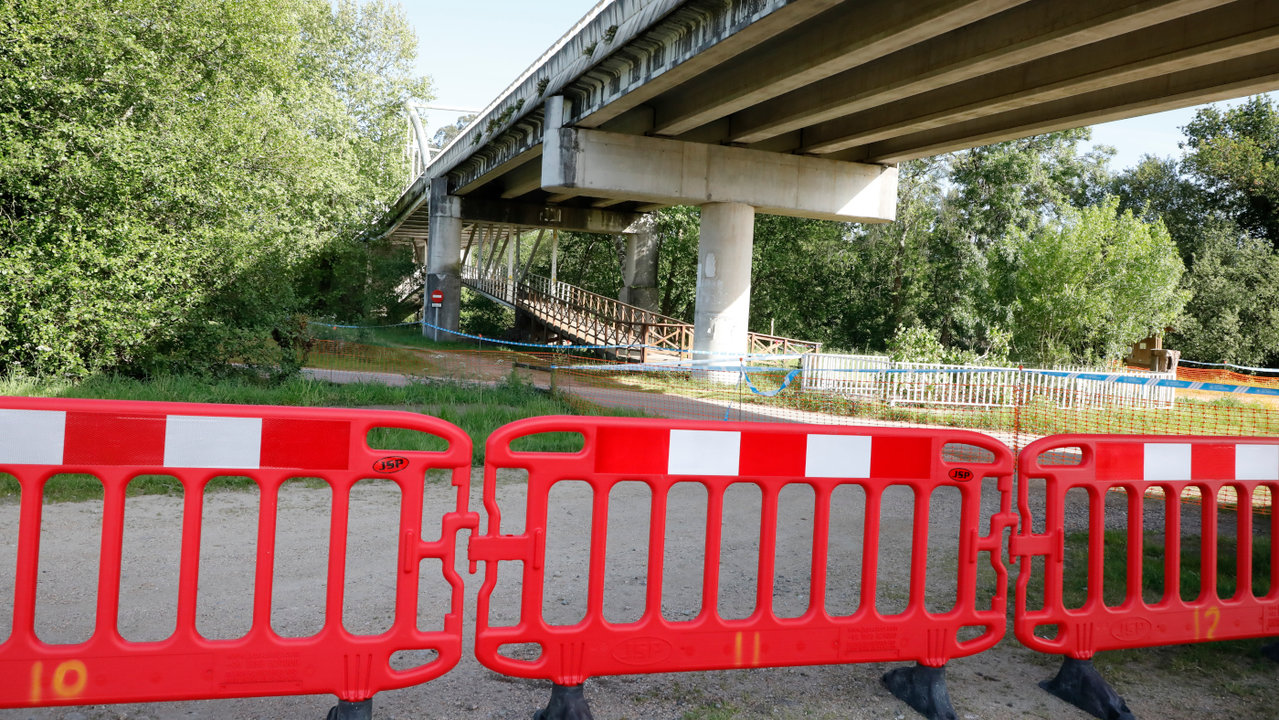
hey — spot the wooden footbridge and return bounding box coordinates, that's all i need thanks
[462,269,820,363]
[402,224,821,362]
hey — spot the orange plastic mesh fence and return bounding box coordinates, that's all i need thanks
[1176,365,1279,390]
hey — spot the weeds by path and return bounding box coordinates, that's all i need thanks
[0,371,644,502]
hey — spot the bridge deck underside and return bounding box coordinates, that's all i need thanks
[374,0,1279,234]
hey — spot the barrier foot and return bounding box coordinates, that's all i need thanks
[326,699,372,720]
[1262,641,1279,663]
[881,663,957,720]
[533,683,594,720]
[1040,657,1135,720]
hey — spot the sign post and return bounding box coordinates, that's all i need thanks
[430,289,444,342]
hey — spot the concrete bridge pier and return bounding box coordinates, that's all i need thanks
[693,203,754,381]
[619,214,659,312]
[425,177,463,341]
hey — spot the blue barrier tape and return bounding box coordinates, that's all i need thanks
[805,367,1010,375]
[309,320,1276,398]
[552,362,800,373]
[559,362,1279,399]
[803,365,1279,397]
[724,368,801,420]
[1031,369,1279,398]
[417,320,641,350]
[742,368,801,397]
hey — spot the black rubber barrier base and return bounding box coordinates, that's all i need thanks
[533,683,594,720]
[1040,657,1135,720]
[882,662,957,720]
[1261,641,1279,663]
[327,699,372,720]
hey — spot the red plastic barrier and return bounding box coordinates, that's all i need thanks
[472,416,1016,687]
[0,396,473,709]
[1013,434,1279,658]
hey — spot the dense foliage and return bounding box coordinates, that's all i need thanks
[1115,96,1279,366]
[0,0,427,378]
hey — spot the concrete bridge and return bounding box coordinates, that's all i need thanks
[372,0,1279,371]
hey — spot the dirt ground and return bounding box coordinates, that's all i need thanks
[2,466,1276,720]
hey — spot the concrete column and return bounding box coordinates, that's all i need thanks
[619,214,660,312]
[693,202,754,382]
[425,176,463,341]
[550,229,559,284]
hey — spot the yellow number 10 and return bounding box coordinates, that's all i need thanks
[28,660,88,704]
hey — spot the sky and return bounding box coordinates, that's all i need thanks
[401,1,1269,172]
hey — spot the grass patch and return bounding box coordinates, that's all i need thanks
[310,322,514,353]
[681,706,738,720]
[0,371,645,502]
[1028,530,1276,674]
[305,340,427,376]
[1058,530,1272,609]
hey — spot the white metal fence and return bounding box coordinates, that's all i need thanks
[800,354,1176,410]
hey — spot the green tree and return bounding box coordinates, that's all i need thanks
[749,214,856,345]
[1181,96,1279,246]
[1172,225,1279,366]
[0,0,430,378]
[1111,97,1279,365]
[949,129,1114,243]
[1112,155,1207,259]
[1008,199,1186,365]
[653,206,701,320]
[432,114,476,150]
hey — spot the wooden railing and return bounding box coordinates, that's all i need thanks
[460,270,821,361]
[749,332,824,357]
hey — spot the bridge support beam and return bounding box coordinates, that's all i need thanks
[425,177,463,341]
[542,99,898,224]
[694,203,755,381]
[619,215,660,313]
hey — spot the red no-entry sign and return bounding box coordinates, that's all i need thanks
[430,289,444,307]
